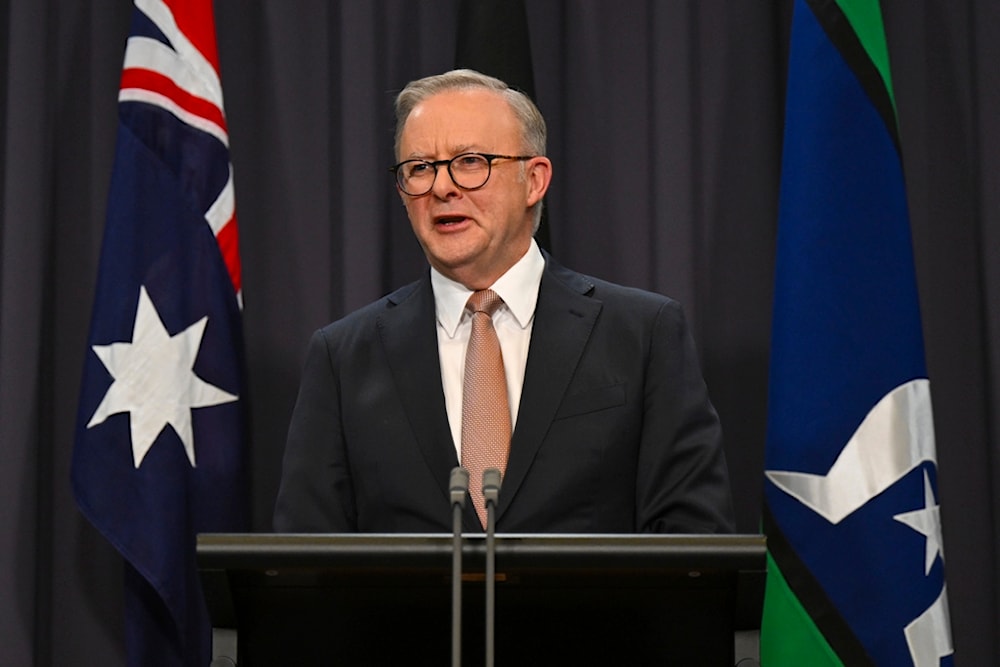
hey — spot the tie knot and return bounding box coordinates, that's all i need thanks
[466,289,503,317]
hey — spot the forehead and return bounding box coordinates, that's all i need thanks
[399,88,521,157]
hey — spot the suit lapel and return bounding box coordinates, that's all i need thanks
[376,275,461,511]
[498,258,601,521]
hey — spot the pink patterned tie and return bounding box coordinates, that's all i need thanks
[461,289,511,527]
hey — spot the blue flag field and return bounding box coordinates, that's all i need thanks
[761,1,953,665]
[72,1,248,664]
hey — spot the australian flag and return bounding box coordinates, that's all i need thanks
[760,1,953,665]
[71,1,248,665]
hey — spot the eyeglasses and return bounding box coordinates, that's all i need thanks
[389,152,534,196]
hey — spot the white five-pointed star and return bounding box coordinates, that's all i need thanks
[893,469,945,575]
[86,285,238,468]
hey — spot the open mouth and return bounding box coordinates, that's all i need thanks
[435,215,468,226]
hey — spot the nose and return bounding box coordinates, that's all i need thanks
[430,163,460,199]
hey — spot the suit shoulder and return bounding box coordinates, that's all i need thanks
[559,267,681,316]
[544,255,679,311]
[592,280,689,338]
[314,278,426,341]
[590,275,678,307]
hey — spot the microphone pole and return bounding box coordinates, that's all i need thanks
[482,468,502,667]
[450,466,470,667]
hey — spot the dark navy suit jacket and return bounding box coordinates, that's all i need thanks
[274,254,734,534]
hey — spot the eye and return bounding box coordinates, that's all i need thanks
[405,161,432,177]
[453,154,488,171]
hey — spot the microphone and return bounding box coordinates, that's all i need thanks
[482,468,502,667]
[449,466,470,667]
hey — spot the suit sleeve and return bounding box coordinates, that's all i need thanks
[273,328,358,532]
[636,300,735,533]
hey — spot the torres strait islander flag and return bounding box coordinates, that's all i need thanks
[761,1,953,665]
[71,1,248,665]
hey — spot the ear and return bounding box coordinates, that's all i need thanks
[525,156,553,208]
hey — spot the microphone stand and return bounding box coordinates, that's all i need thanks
[482,468,502,667]
[450,467,470,667]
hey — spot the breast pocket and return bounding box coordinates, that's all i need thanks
[553,383,627,420]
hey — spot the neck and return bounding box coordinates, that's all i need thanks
[440,240,534,292]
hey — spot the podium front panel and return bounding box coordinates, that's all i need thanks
[198,533,765,666]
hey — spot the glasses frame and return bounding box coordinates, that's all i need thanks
[389,152,534,196]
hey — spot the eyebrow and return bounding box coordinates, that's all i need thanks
[404,144,484,160]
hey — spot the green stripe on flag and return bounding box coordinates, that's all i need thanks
[761,552,844,666]
[834,0,896,111]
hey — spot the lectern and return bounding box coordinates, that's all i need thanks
[197,533,765,666]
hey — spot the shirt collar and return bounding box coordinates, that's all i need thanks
[431,238,545,338]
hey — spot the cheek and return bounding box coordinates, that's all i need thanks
[403,199,428,225]
[484,194,523,231]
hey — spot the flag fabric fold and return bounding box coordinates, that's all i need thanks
[761,0,953,664]
[72,1,247,664]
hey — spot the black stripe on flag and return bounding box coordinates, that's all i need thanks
[763,501,877,666]
[455,0,551,252]
[805,0,901,155]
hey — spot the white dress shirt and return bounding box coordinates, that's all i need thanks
[431,238,545,460]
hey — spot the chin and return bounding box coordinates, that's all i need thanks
[425,239,482,266]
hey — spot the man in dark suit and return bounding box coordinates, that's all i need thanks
[274,69,734,534]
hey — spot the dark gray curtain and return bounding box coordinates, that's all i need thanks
[1,1,996,664]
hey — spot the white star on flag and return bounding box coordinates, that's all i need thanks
[86,285,238,468]
[894,469,945,576]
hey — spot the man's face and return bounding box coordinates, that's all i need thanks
[396,88,551,289]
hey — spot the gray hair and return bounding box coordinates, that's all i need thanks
[393,69,547,160]
[393,69,548,231]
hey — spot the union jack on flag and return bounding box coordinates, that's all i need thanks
[72,0,248,665]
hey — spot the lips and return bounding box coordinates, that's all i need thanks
[434,214,469,226]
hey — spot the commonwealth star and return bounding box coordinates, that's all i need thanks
[86,285,238,468]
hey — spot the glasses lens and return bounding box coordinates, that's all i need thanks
[395,154,495,195]
[449,154,491,190]
[398,161,435,195]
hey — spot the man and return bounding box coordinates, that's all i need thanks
[274,69,734,534]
